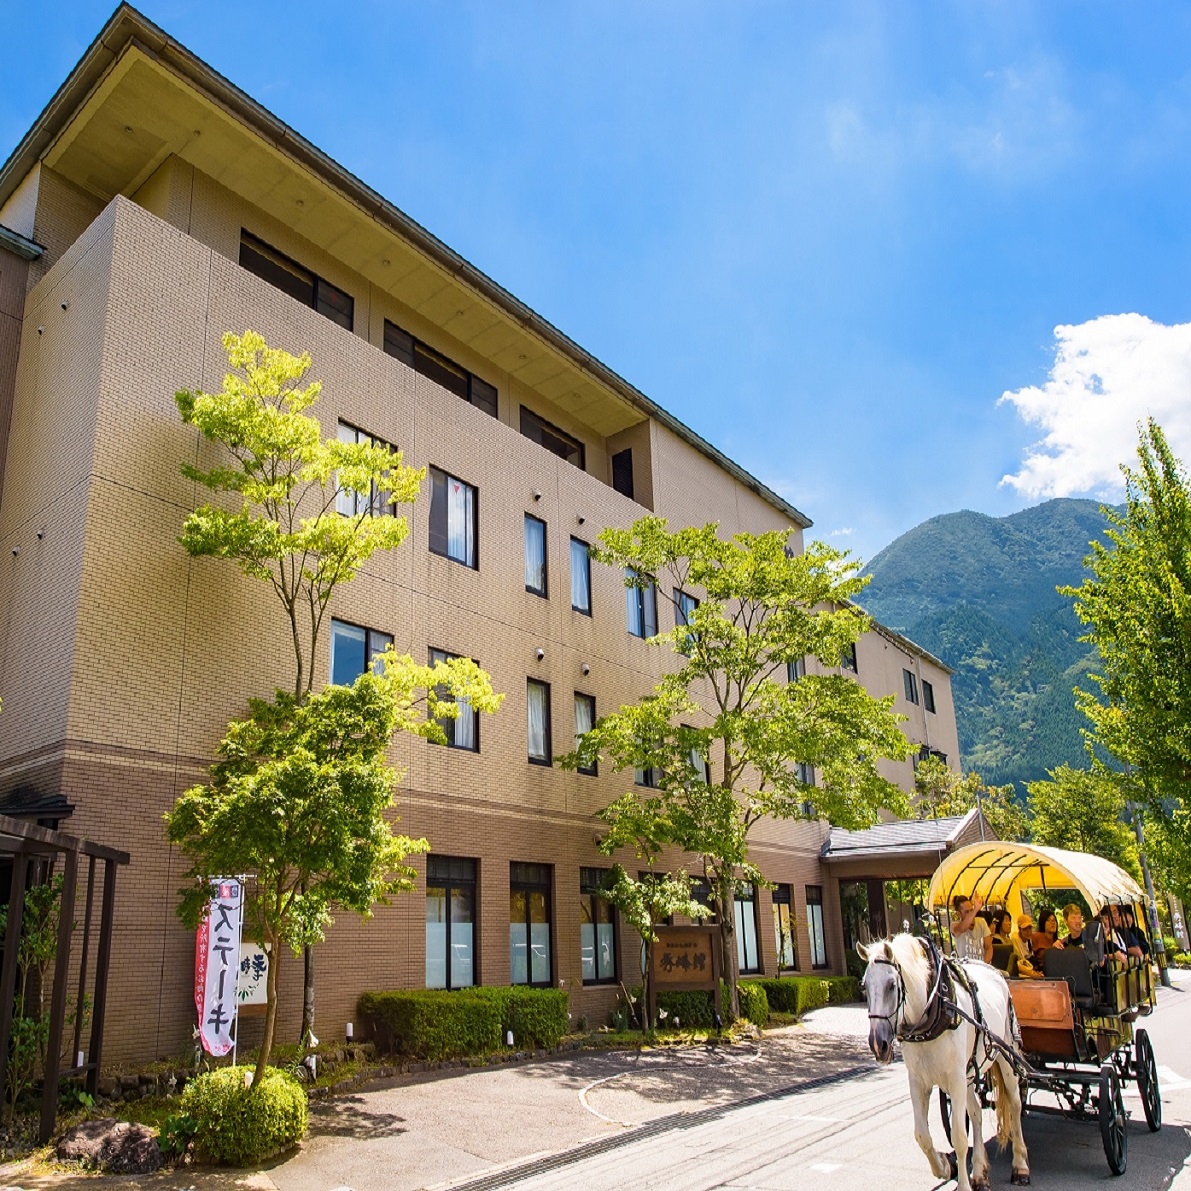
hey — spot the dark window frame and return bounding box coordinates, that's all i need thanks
[329,618,392,686]
[574,692,598,776]
[734,884,761,975]
[674,588,699,654]
[384,318,498,417]
[903,668,920,705]
[922,679,936,714]
[524,513,548,597]
[426,854,478,990]
[787,657,806,683]
[570,537,592,615]
[772,884,799,972]
[336,421,397,518]
[429,646,481,752]
[579,867,617,985]
[841,643,858,674]
[429,466,479,569]
[626,568,658,639]
[239,230,354,331]
[611,448,634,499]
[510,861,553,988]
[806,884,828,969]
[527,678,552,766]
[520,406,586,470]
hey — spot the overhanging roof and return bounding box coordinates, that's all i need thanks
[0,3,811,530]
[822,808,989,867]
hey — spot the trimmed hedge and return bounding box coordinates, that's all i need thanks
[357,987,569,1060]
[180,1066,307,1166]
[747,975,860,1016]
[738,980,769,1027]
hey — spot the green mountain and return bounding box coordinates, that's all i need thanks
[858,498,1114,791]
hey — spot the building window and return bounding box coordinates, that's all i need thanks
[574,693,597,776]
[735,885,760,975]
[690,878,715,922]
[787,657,806,683]
[524,515,547,597]
[922,679,936,714]
[772,885,798,970]
[336,422,394,517]
[683,725,709,783]
[239,230,353,330]
[806,885,828,969]
[625,569,657,638]
[520,407,585,469]
[674,588,698,654]
[510,862,552,986]
[527,679,552,765]
[383,319,497,417]
[580,868,616,984]
[430,647,479,751]
[634,762,663,788]
[840,643,858,674]
[570,537,592,615]
[426,855,477,989]
[429,467,477,568]
[903,669,919,705]
[916,744,948,768]
[611,448,634,499]
[330,619,392,686]
[796,761,815,787]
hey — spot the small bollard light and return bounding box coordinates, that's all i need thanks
[346,1022,354,1041]
[76,1050,85,1069]
[506,1029,515,1047]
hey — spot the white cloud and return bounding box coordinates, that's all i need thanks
[829,527,855,537]
[999,314,1191,498]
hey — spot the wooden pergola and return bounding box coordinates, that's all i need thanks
[0,813,129,1142]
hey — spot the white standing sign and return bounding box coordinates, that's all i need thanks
[194,878,244,1056]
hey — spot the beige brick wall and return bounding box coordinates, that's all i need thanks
[0,180,962,1063]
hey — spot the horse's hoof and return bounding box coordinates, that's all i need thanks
[947,1152,958,1180]
[1011,1171,1031,1186]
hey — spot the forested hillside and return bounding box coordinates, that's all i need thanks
[858,498,1113,790]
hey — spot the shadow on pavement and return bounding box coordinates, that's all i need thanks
[307,1092,407,1139]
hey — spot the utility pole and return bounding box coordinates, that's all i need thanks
[1130,799,1172,989]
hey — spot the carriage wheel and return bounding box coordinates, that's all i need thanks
[1135,1028,1162,1133]
[1099,1062,1127,1175]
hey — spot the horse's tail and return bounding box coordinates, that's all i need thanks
[989,1061,1013,1151]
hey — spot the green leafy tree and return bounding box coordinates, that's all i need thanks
[1061,419,1191,901]
[177,330,425,1042]
[1025,764,1139,878]
[165,657,500,1083]
[563,518,911,1016]
[912,755,1029,841]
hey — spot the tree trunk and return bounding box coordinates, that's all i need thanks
[300,943,315,1045]
[716,873,740,1020]
[255,941,280,1085]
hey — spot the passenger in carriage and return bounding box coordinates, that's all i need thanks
[1031,908,1060,962]
[1122,906,1151,958]
[951,892,994,962]
[1096,905,1131,964]
[1111,904,1146,960]
[1010,914,1043,979]
[991,909,1014,945]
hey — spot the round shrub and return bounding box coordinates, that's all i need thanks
[180,1066,307,1166]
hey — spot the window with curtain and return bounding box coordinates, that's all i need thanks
[574,693,597,775]
[429,647,479,750]
[510,862,552,986]
[429,467,477,568]
[524,514,547,596]
[336,422,393,517]
[772,884,798,970]
[580,868,616,984]
[734,885,760,974]
[674,588,698,654]
[682,725,709,783]
[329,619,392,686]
[807,885,828,968]
[527,679,552,764]
[426,855,477,989]
[625,568,657,638]
[787,656,806,683]
[570,537,592,614]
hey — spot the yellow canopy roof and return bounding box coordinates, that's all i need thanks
[927,841,1144,919]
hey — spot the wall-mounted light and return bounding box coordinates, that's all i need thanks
[36,326,43,335]
[60,301,69,311]
[581,662,590,676]
[533,490,542,502]
[577,515,586,525]
[10,546,18,557]
[536,648,545,661]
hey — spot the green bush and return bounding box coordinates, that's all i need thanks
[748,975,857,1016]
[657,988,719,1027]
[179,1067,306,1166]
[357,986,569,1059]
[825,975,861,1004]
[358,990,500,1060]
[738,981,769,1027]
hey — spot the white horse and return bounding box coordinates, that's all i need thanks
[859,934,1030,1190]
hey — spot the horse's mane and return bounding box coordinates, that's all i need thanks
[884,932,932,990]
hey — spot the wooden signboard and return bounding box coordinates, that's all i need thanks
[649,924,723,1026]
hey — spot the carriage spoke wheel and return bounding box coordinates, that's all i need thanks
[1135,1028,1162,1132]
[1099,1062,1127,1175]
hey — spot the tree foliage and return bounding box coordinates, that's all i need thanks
[1061,420,1191,899]
[563,518,911,1014]
[177,331,423,700]
[912,755,1029,842]
[165,654,500,1081]
[1024,764,1139,879]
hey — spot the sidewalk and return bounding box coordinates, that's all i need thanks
[0,1009,874,1191]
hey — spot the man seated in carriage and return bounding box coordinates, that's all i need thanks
[1110,904,1146,961]
[951,892,993,963]
[1010,914,1044,979]
[1095,905,1132,965]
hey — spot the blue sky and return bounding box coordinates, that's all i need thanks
[5,2,1191,563]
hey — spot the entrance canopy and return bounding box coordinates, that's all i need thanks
[927,841,1144,919]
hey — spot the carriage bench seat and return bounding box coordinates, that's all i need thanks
[1043,946,1098,1009]
[1009,978,1077,1058]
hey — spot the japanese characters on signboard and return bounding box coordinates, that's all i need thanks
[194,878,244,1056]
[651,925,719,990]
[237,944,269,1007]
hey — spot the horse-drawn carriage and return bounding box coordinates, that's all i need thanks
[861,841,1162,1188]
[927,841,1160,1176]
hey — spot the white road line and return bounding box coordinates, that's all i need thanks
[578,1071,637,1127]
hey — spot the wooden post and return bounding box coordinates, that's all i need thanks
[0,852,29,1100]
[86,859,118,1097]
[40,847,77,1143]
[72,855,97,1068]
